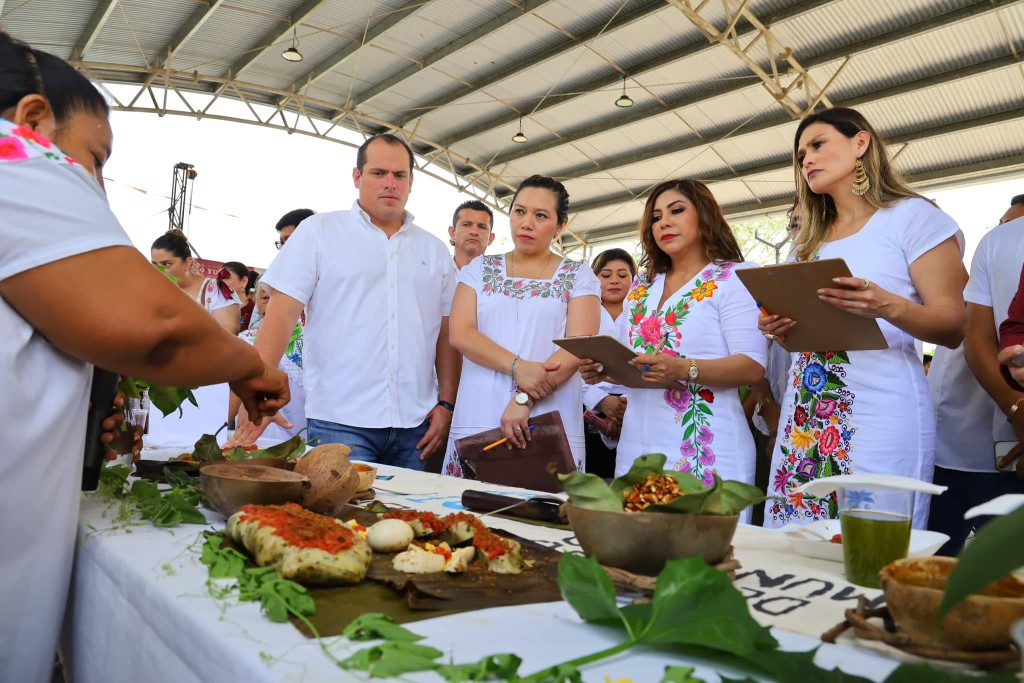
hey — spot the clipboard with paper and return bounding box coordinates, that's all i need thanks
[735,258,888,352]
[553,335,679,389]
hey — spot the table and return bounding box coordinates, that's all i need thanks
[62,461,903,683]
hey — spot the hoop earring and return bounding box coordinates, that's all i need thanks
[852,158,870,196]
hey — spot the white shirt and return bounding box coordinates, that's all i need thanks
[582,306,627,410]
[0,119,131,683]
[929,343,997,472]
[963,217,1024,444]
[261,201,456,428]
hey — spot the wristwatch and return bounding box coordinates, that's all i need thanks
[436,400,455,413]
[688,359,699,381]
[514,391,534,408]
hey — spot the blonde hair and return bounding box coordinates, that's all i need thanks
[792,107,932,261]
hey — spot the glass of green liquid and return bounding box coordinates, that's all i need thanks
[839,488,913,589]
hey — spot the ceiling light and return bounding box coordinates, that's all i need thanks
[282,29,303,62]
[511,116,527,143]
[615,74,633,108]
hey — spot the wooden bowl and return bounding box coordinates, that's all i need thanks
[200,463,310,516]
[880,556,1024,651]
[198,458,294,471]
[354,463,377,492]
[567,503,738,576]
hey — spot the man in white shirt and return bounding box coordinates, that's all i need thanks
[448,199,494,270]
[255,134,460,469]
[929,195,1024,552]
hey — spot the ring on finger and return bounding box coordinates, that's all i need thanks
[764,333,778,340]
[860,278,871,291]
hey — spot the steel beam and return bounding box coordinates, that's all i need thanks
[161,0,224,65]
[226,0,334,79]
[350,0,556,111]
[437,0,833,149]
[279,1,422,103]
[73,0,119,60]
[483,0,1019,169]
[391,0,667,129]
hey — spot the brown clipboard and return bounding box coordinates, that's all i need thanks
[553,335,678,389]
[455,411,576,493]
[735,258,888,352]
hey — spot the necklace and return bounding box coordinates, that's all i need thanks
[508,250,555,321]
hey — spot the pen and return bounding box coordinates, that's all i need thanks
[756,300,771,317]
[483,425,535,452]
[642,332,671,374]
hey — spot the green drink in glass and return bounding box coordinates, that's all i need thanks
[839,489,913,589]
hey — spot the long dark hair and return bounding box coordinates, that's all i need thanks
[0,31,43,113]
[638,179,743,279]
[511,174,570,225]
[221,261,249,285]
[33,49,108,124]
[151,229,193,260]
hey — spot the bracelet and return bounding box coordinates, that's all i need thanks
[1008,397,1024,422]
[510,354,521,390]
[436,400,455,413]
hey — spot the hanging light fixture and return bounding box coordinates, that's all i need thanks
[511,116,528,143]
[282,29,303,62]
[615,74,633,108]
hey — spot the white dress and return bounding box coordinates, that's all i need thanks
[197,277,242,312]
[582,307,628,449]
[0,119,131,683]
[615,261,767,485]
[764,198,961,529]
[443,254,601,475]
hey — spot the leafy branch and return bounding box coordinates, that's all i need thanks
[94,464,206,527]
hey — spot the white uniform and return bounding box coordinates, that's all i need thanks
[0,119,131,683]
[442,255,601,474]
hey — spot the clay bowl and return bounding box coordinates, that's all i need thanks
[198,458,294,472]
[567,503,738,576]
[880,556,1024,651]
[354,463,377,492]
[200,463,310,516]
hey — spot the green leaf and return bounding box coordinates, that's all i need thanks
[343,613,424,642]
[557,555,625,630]
[257,428,309,461]
[200,535,247,579]
[834,351,851,364]
[883,663,1018,683]
[799,386,812,404]
[191,425,229,462]
[148,385,197,417]
[609,453,668,497]
[339,642,444,678]
[660,665,706,682]
[436,654,522,682]
[682,422,696,440]
[938,503,1024,620]
[635,557,777,656]
[647,475,765,516]
[554,469,623,512]
[529,663,582,683]
[696,403,712,415]
[129,479,161,502]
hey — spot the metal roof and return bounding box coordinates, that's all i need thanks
[4,0,1022,253]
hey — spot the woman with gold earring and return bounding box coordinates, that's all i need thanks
[758,107,966,529]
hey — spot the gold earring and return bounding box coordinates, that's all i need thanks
[852,158,870,196]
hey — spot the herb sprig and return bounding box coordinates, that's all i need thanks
[95,464,206,527]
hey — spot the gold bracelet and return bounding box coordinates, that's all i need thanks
[1008,397,1024,422]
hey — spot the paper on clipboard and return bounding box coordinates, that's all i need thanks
[735,258,888,352]
[553,334,678,389]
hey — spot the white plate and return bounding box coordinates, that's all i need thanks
[781,519,949,563]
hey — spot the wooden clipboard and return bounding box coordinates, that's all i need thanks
[553,335,678,389]
[735,258,888,352]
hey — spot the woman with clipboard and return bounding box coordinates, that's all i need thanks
[758,107,966,529]
[581,180,768,493]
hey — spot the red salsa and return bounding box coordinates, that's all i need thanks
[473,530,510,559]
[383,509,445,534]
[239,503,355,553]
[441,511,484,531]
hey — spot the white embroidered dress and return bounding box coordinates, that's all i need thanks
[443,254,601,475]
[615,261,767,484]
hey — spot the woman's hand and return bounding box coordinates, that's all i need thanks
[758,312,795,343]
[597,395,627,423]
[578,358,611,385]
[630,353,683,384]
[513,359,559,400]
[998,344,1024,389]
[500,400,532,449]
[99,392,143,462]
[818,276,899,320]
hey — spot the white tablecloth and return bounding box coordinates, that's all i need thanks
[63,463,901,683]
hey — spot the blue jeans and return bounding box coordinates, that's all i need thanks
[307,418,429,471]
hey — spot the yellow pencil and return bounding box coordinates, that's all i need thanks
[482,425,535,451]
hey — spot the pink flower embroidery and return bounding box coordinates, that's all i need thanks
[639,314,663,344]
[701,469,715,486]
[0,136,28,161]
[701,268,714,280]
[664,387,691,412]
[697,425,714,444]
[820,425,841,455]
[680,440,697,459]
[698,447,715,466]
[815,397,838,419]
[11,125,51,148]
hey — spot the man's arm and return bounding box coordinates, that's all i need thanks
[435,316,460,406]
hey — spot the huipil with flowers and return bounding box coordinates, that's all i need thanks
[614,262,767,485]
[763,198,962,529]
[0,119,133,683]
[442,254,601,477]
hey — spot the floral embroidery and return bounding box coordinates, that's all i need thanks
[0,119,78,168]
[768,350,856,525]
[626,263,734,483]
[479,255,580,302]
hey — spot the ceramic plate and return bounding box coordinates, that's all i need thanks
[781,519,949,563]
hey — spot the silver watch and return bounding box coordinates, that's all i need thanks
[514,391,534,408]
